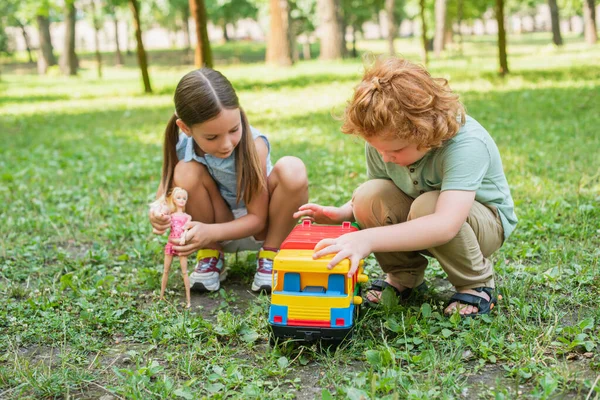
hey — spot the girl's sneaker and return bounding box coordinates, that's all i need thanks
[190,249,226,292]
[252,249,277,292]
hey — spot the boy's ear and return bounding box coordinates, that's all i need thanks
[175,119,192,137]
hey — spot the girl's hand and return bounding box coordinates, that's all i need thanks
[293,203,349,225]
[312,231,372,277]
[149,207,171,234]
[170,221,214,257]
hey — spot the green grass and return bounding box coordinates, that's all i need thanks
[1,33,599,399]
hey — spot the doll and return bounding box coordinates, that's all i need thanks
[151,187,192,308]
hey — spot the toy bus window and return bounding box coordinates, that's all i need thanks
[303,286,325,293]
[283,272,301,292]
[327,274,345,295]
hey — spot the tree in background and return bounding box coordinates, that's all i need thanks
[266,0,293,66]
[151,0,192,49]
[318,0,345,59]
[60,0,79,75]
[433,0,446,57]
[558,0,582,32]
[419,0,428,64]
[206,0,258,42]
[89,0,103,78]
[386,0,397,55]
[495,0,509,75]
[583,0,597,44]
[341,0,383,57]
[2,0,35,63]
[129,0,152,92]
[548,0,563,45]
[289,0,318,60]
[34,1,59,73]
[189,0,213,67]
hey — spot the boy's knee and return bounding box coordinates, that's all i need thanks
[173,160,209,190]
[353,180,396,226]
[408,191,440,220]
[273,156,308,192]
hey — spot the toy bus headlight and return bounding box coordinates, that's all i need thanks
[353,296,363,305]
[274,315,283,323]
[357,274,368,283]
[335,318,345,326]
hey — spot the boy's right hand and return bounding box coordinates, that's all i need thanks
[149,208,171,235]
[293,203,349,225]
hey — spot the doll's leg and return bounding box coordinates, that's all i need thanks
[408,191,504,315]
[179,256,191,308]
[161,254,173,300]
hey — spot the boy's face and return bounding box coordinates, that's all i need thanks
[366,136,429,167]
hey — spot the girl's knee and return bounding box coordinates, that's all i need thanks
[408,191,440,220]
[173,160,209,190]
[273,156,308,192]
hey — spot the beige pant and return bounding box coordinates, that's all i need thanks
[352,179,504,291]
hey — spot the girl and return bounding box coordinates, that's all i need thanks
[294,57,517,317]
[150,68,308,293]
[153,187,192,308]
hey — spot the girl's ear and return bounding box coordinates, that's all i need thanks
[176,119,192,137]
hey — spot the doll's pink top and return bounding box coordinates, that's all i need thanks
[168,214,190,239]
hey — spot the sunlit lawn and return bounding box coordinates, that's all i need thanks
[1,33,599,399]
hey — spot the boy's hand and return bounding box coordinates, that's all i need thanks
[171,221,214,256]
[293,203,349,225]
[312,231,372,277]
[149,207,171,234]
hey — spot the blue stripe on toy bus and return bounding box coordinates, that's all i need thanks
[269,305,288,325]
[330,305,354,328]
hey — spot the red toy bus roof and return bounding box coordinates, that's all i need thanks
[280,220,358,250]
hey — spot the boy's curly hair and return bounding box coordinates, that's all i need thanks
[341,57,466,149]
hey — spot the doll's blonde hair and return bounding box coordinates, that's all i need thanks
[151,187,187,214]
[341,57,466,149]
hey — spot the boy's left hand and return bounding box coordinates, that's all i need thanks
[170,221,214,256]
[312,231,372,277]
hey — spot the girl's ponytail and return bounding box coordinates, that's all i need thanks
[160,113,180,197]
[235,109,266,205]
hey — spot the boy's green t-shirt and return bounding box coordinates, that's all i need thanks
[365,115,517,240]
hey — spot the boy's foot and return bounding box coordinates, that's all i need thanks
[365,277,427,305]
[251,249,277,292]
[444,288,495,317]
[190,249,226,292]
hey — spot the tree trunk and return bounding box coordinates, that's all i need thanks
[182,8,191,51]
[266,0,293,66]
[16,21,34,63]
[547,0,563,45]
[433,0,447,57]
[302,39,312,60]
[495,0,509,76]
[386,0,396,55]
[60,1,78,76]
[91,0,103,78]
[114,17,124,65]
[318,0,344,60]
[583,0,598,44]
[222,21,230,42]
[419,0,428,65]
[351,24,358,58]
[457,0,464,54]
[129,0,152,93]
[36,15,56,70]
[189,0,213,67]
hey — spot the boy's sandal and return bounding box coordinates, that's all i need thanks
[364,279,428,307]
[445,287,497,317]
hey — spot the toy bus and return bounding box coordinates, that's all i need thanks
[268,220,368,344]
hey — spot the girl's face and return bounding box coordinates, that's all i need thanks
[173,190,188,208]
[178,108,242,159]
[366,136,429,167]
